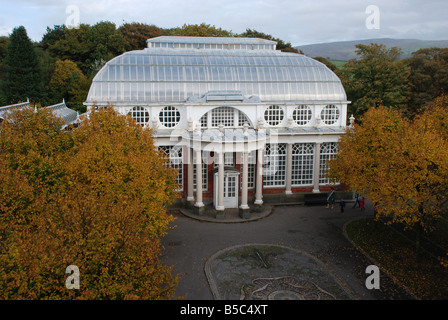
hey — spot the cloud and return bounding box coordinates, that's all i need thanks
[0,0,447,45]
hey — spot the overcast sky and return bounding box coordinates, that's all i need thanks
[1,0,447,46]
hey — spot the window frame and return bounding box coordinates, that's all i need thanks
[158,145,184,191]
[159,106,181,128]
[292,105,312,126]
[263,143,286,187]
[129,106,149,126]
[291,143,314,186]
[320,105,340,125]
[264,105,284,126]
[319,142,338,184]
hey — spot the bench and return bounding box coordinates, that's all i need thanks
[304,193,328,206]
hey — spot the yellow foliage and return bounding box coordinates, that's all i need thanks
[0,106,179,299]
[327,98,448,233]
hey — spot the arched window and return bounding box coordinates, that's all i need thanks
[238,110,251,127]
[159,106,180,128]
[264,105,284,126]
[129,106,149,126]
[199,107,252,128]
[211,107,234,127]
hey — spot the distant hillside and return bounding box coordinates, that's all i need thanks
[296,38,448,61]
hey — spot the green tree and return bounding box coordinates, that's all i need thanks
[313,57,338,72]
[405,48,448,118]
[4,26,44,104]
[0,36,10,105]
[339,43,410,118]
[168,23,235,37]
[47,22,129,77]
[240,29,300,53]
[40,25,67,51]
[0,106,179,299]
[68,75,91,113]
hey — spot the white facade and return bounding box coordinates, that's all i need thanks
[85,36,349,213]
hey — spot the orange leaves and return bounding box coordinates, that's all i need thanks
[327,98,448,233]
[0,105,178,299]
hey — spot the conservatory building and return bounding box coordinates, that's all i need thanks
[85,36,350,216]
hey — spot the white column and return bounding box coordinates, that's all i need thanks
[187,147,194,202]
[194,148,204,207]
[285,143,293,195]
[216,150,225,211]
[240,149,249,209]
[254,148,263,205]
[313,142,321,193]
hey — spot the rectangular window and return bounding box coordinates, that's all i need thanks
[226,176,236,198]
[319,142,338,184]
[263,144,286,187]
[158,145,183,191]
[292,143,314,185]
[214,152,234,167]
[240,151,256,189]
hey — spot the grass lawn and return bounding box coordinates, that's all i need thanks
[329,60,347,68]
[346,218,448,299]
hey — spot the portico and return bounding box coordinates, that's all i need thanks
[183,124,266,217]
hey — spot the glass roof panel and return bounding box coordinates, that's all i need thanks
[87,38,347,104]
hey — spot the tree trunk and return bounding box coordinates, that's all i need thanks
[415,223,422,262]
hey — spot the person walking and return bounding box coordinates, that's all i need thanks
[339,199,346,213]
[353,193,360,208]
[327,188,335,209]
[360,197,365,211]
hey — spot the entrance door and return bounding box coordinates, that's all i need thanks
[213,171,240,209]
[223,174,238,208]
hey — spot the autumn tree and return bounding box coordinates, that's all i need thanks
[339,43,409,118]
[0,106,179,299]
[47,59,88,107]
[327,99,448,259]
[119,22,168,50]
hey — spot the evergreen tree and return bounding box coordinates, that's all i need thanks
[5,26,43,104]
[0,36,9,105]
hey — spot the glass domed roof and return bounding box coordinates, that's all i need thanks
[86,37,347,105]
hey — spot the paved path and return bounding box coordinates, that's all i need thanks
[161,201,414,300]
